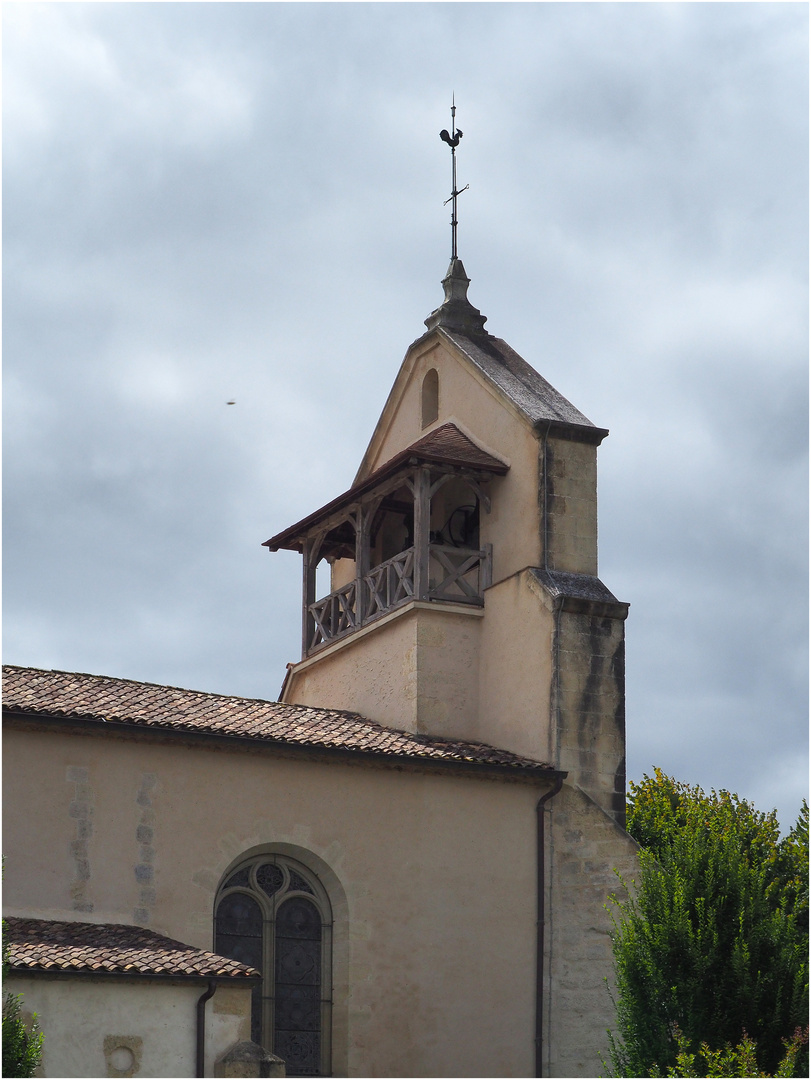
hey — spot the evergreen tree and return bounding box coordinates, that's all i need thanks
[2,920,43,1079]
[609,770,808,1078]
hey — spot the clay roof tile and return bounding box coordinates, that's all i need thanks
[2,665,556,775]
[3,918,259,980]
[263,422,508,552]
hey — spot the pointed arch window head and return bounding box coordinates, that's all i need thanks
[215,855,332,1077]
[421,368,439,428]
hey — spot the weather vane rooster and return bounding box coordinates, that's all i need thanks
[440,96,468,259]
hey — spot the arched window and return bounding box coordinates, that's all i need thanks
[215,855,332,1077]
[421,368,439,428]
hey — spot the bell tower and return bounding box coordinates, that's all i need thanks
[263,111,628,825]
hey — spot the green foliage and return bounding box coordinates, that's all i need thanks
[608,770,808,1078]
[647,1024,808,1078]
[2,920,43,1079]
[2,991,44,1079]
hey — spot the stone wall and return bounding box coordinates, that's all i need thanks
[554,604,627,826]
[283,599,484,741]
[542,437,598,576]
[544,783,640,1078]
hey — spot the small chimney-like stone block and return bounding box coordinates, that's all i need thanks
[214,1040,286,1078]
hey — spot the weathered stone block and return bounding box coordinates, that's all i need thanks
[214,1040,285,1078]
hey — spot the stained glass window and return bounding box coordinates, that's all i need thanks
[275,898,322,1076]
[214,856,332,1077]
[256,862,284,897]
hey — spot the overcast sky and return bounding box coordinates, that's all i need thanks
[4,2,808,829]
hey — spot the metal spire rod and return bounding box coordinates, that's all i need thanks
[440,96,468,260]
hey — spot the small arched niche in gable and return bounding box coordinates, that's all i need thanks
[421,368,439,429]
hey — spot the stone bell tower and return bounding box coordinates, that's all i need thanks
[263,251,628,826]
[264,100,628,825]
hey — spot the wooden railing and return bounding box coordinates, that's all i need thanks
[308,580,358,652]
[428,544,491,603]
[365,547,415,618]
[306,544,491,653]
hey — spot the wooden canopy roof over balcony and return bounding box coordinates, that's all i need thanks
[263,423,509,555]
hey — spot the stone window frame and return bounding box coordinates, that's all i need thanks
[214,853,333,1077]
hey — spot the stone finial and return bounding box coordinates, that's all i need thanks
[424,258,487,335]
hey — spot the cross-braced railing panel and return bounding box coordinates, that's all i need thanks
[305,543,490,654]
[428,544,488,604]
[308,580,358,651]
[364,548,415,618]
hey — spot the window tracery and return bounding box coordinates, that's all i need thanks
[215,855,332,1077]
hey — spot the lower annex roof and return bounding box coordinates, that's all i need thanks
[4,917,259,981]
[2,665,558,777]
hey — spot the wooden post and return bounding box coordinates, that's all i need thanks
[482,542,493,591]
[412,467,431,601]
[354,505,369,627]
[301,539,317,657]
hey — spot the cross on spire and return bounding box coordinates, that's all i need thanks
[439,96,469,260]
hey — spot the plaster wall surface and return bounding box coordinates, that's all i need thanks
[4,725,551,1078]
[289,561,624,817]
[477,570,556,762]
[4,975,249,1078]
[284,601,483,741]
[360,335,543,582]
[544,784,640,1078]
[285,607,421,732]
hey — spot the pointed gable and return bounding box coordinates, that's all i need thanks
[355,265,606,486]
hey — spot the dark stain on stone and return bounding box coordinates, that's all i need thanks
[540,438,555,565]
[66,765,94,912]
[613,756,627,829]
[134,773,158,926]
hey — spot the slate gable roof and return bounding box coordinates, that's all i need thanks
[440,329,608,441]
[2,665,557,775]
[4,917,259,980]
[531,568,630,620]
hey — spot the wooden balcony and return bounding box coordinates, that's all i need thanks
[306,543,492,653]
[263,424,509,660]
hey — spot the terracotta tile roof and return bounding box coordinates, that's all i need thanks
[3,917,259,980]
[394,422,509,473]
[264,422,507,552]
[2,666,556,774]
